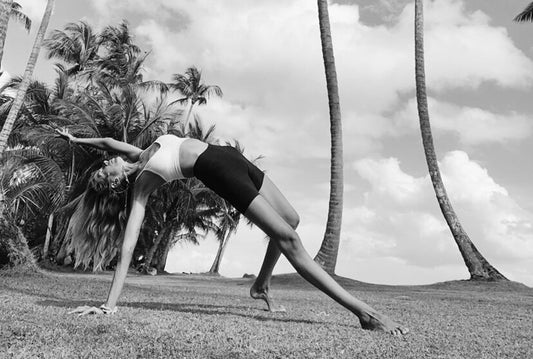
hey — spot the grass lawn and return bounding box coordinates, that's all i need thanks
[1,269,532,359]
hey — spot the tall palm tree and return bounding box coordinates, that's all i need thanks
[0,0,55,155]
[44,21,99,76]
[0,1,31,68]
[414,0,506,281]
[514,2,533,22]
[313,0,344,275]
[169,66,222,128]
[0,0,54,269]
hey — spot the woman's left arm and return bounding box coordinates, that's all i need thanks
[69,193,149,316]
[104,194,148,309]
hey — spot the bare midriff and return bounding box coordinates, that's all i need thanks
[179,139,209,178]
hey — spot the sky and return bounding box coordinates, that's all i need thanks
[2,0,533,286]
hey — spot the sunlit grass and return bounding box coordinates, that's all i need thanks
[1,270,532,358]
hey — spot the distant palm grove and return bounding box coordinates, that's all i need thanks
[2,0,526,283]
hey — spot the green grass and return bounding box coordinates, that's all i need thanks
[1,269,532,358]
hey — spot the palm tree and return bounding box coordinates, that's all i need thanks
[208,199,240,275]
[169,66,223,128]
[44,21,99,76]
[0,0,55,155]
[514,2,533,22]
[414,0,507,281]
[0,1,31,68]
[143,118,221,273]
[1,73,74,261]
[0,146,65,268]
[313,0,344,275]
[0,0,54,269]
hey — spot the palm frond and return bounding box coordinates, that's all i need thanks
[514,2,533,22]
[10,3,31,32]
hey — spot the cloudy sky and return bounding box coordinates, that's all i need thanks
[3,0,533,286]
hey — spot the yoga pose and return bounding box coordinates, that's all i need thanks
[59,129,408,335]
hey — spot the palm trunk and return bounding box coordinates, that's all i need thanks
[42,212,54,259]
[313,0,344,275]
[208,232,231,274]
[414,0,506,281]
[68,151,75,189]
[183,99,194,130]
[0,0,55,154]
[143,225,169,268]
[0,0,14,67]
[155,232,173,274]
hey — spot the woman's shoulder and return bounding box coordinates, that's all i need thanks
[155,134,186,142]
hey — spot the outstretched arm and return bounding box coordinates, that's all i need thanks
[56,129,142,162]
[104,194,148,309]
[69,192,148,316]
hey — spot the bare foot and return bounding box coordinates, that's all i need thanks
[359,311,409,336]
[250,284,286,312]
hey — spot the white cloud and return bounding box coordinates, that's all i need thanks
[353,157,426,204]
[394,97,533,144]
[347,151,533,280]
[87,0,533,158]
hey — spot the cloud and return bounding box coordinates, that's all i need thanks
[394,97,533,145]
[87,0,533,158]
[347,151,533,277]
[353,157,426,204]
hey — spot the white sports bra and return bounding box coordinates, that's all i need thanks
[136,135,188,182]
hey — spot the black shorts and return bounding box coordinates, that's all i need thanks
[193,144,265,214]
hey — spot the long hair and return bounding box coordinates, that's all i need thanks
[65,170,129,271]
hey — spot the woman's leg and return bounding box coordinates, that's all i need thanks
[244,193,408,335]
[250,176,299,312]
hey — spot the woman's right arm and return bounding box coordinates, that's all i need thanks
[57,129,142,161]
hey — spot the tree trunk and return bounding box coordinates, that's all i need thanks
[42,212,54,259]
[0,215,37,270]
[155,231,173,274]
[414,0,507,281]
[313,0,344,275]
[0,0,13,67]
[183,99,194,130]
[0,0,55,154]
[208,232,231,274]
[143,225,169,268]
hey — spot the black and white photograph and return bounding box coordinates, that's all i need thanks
[1,0,532,358]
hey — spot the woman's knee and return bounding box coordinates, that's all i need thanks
[283,211,300,230]
[276,229,302,255]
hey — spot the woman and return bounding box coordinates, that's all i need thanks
[59,129,408,335]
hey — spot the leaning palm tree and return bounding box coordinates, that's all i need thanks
[208,199,240,275]
[169,66,223,128]
[0,0,55,155]
[0,1,31,68]
[313,0,344,275]
[514,2,533,22]
[414,0,506,281]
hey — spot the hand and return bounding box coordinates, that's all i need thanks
[55,127,76,143]
[68,305,117,316]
